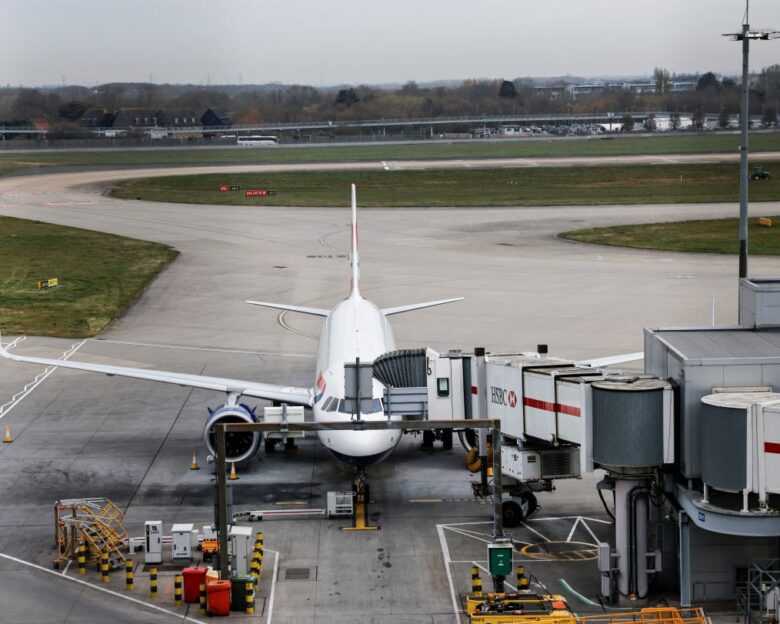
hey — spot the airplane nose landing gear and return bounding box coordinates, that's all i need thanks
[342,469,379,531]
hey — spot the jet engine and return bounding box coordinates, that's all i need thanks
[203,403,261,463]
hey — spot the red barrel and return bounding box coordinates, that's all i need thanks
[182,567,208,604]
[207,580,232,616]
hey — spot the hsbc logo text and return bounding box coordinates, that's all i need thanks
[490,387,518,407]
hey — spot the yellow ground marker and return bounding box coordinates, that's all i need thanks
[3,426,12,443]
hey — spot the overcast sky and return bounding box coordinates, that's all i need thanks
[2,0,779,87]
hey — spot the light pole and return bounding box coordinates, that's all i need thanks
[723,1,779,279]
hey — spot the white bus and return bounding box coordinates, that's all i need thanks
[237,135,278,146]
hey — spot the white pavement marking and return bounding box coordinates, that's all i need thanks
[266,548,280,624]
[0,339,86,421]
[91,338,316,359]
[528,516,610,524]
[444,525,493,545]
[579,519,601,544]
[61,559,72,575]
[521,521,551,543]
[566,517,581,542]
[0,552,207,624]
[436,523,464,623]
[381,161,390,171]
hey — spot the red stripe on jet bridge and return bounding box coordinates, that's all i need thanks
[471,386,478,395]
[557,403,582,417]
[524,397,556,412]
[524,397,581,417]
[765,442,780,454]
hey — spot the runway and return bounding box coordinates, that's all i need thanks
[0,167,778,622]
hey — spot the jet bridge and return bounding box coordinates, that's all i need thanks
[378,346,675,605]
[374,279,780,609]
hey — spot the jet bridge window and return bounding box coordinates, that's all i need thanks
[437,378,450,398]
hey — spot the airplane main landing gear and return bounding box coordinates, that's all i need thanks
[342,469,379,531]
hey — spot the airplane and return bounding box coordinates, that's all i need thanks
[0,185,464,472]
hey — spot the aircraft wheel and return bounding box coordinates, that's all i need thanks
[422,430,434,448]
[502,500,524,528]
[441,429,453,450]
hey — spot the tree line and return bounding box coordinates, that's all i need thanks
[1,65,778,131]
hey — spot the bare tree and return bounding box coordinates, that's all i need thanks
[653,67,670,94]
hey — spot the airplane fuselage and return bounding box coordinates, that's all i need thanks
[311,291,401,466]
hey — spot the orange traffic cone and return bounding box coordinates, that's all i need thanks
[190,451,200,470]
[229,461,238,480]
[3,426,11,443]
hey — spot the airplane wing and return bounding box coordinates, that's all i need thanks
[0,335,313,406]
[246,300,330,317]
[578,352,644,368]
[382,297,464,316]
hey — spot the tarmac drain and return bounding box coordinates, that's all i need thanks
[519,541,598,562]
[283,566,317,581]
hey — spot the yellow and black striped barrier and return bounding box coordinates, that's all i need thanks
[77,542,86,575]
[174,574,182,607]
[125,559,134,591]
[149,567,158,599]
[199,582,207,615]
[246,580,255,615]
[471,565,483,597]
[517,564,530,590]
[250,552,261,580]
[100,552,109,584]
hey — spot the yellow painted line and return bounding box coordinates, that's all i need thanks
[410,498,443,504]
[274,501,308,506]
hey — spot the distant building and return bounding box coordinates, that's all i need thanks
[112,108,160,128]
[157,110,199,128]
[201,107,232,127]
[80,108,115,128]
[669,81,697,93]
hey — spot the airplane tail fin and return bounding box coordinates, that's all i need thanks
[350,184,360,297]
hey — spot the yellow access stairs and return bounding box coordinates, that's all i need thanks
[54,498,128,569]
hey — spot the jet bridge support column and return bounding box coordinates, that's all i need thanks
[614,477,650,602]
[475,348,490,495]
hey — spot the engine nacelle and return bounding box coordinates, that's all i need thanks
[203,403,260,463]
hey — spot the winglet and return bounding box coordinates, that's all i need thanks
[350,184,360,297]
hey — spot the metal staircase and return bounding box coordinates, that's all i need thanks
[54,498,128,569]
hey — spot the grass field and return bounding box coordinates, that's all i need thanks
[110,161,780,207]
[0,216,178,337]
[561,216,780,255]
[1,132,779,177]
